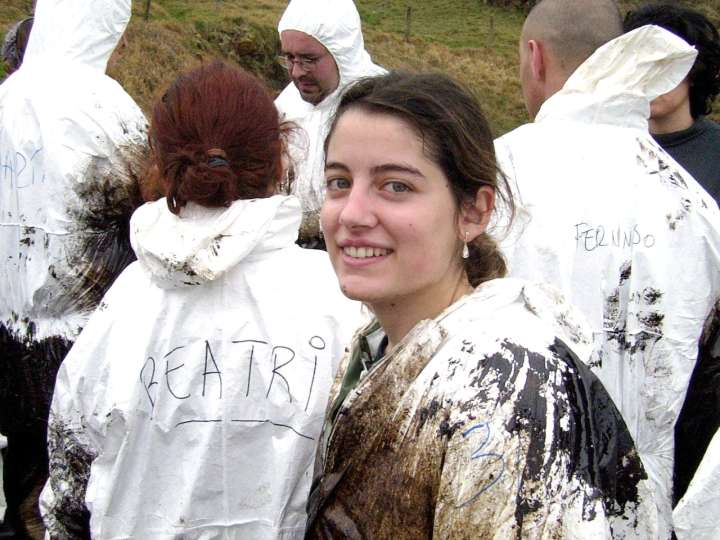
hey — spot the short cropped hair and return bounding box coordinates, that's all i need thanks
[624,4,720,118]
[524,0,623,77]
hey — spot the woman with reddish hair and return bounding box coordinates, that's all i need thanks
[40,61,360,539]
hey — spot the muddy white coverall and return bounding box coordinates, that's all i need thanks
[40,195,362,539]
[494,26,720,538]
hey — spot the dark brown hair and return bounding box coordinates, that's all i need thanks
[624,4,720,118]
[150,60,284,214]
[325,71,514,287]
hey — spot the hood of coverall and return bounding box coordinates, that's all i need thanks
[23,0,130,72]
[278,0,384,105]
[537,25,698,129]
[131,195,304,289]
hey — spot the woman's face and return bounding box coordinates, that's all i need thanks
[321,109,465,313]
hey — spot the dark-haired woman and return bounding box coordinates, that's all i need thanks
[40,61,361,539]
[305,72,658,539]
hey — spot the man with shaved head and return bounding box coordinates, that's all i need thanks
[518,0,624,119]
[495,0,720,537]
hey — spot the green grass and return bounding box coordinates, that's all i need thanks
[2,0,718,133]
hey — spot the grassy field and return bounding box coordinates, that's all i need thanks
[1,0,719,135]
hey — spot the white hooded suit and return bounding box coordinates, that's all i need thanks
[41,195,362,539]
[0,0,147,344]
[495,26,720,538]
[275,0,385,239]
[0,0,146,534]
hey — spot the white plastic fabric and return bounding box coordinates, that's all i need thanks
[0,0,147,343]
[275,0,385,229]
[494,26,720,539]
[673,428,720,540]
[40,195,363,539]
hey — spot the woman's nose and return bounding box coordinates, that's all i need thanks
[338,186,377,229]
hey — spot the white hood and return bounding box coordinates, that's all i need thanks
[131,195,303,289]
[0,0,147,342]
[278,0,384,92]
[537,25,697,129]
[24,0,130,73]
[275,0,385,225]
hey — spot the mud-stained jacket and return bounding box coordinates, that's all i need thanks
[306,279,658,539]
[275,0,385,239]
[494,26,720,539]
[40,195,362,539]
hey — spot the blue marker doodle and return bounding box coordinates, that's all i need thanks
[456,421,505,508]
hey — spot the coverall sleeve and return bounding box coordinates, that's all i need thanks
[431,340,630,539]
[40,360,95,540]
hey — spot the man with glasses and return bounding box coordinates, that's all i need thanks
[275,0,385,247]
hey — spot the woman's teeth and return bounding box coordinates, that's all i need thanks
[343,246,389,258]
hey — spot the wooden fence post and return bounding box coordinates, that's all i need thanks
[405,6,412,43]
[144,0,152,21]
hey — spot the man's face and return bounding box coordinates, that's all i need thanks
[280,30,340,105]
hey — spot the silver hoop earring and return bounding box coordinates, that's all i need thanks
[462,231,469,259]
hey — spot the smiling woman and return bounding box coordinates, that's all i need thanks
[305,72,659,539]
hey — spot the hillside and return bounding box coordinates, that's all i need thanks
[1,0,719,135]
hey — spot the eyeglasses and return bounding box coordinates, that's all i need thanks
[277,53,321,71]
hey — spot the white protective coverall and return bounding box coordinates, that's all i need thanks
[40,195,362,539]
[673,427,720,540]
[494,26,720,539]
[0,0,147,343]
[0,0,146,534]
[275,0,385,239]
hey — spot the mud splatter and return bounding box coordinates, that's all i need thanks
[44,416,94,539]
[19,226,36,247]
[637,311,664,330]
[619,261,632,283]
[209,234,230,257]
[641,287,662,305]
[59,141,149,313]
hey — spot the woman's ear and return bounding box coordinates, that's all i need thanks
[458,186,495,241]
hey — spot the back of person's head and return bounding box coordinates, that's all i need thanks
[150,60,284,215]
[624,4,720,118]
[524,0,623,78]
[326,71,513,286]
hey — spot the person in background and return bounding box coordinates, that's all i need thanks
[1,17,33,78]
[275,0,385,247]
[0,0,147,537]
[40,60,361,540]
[494,0,720,537]
[624,4,720,203]
[305,71,657,538]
